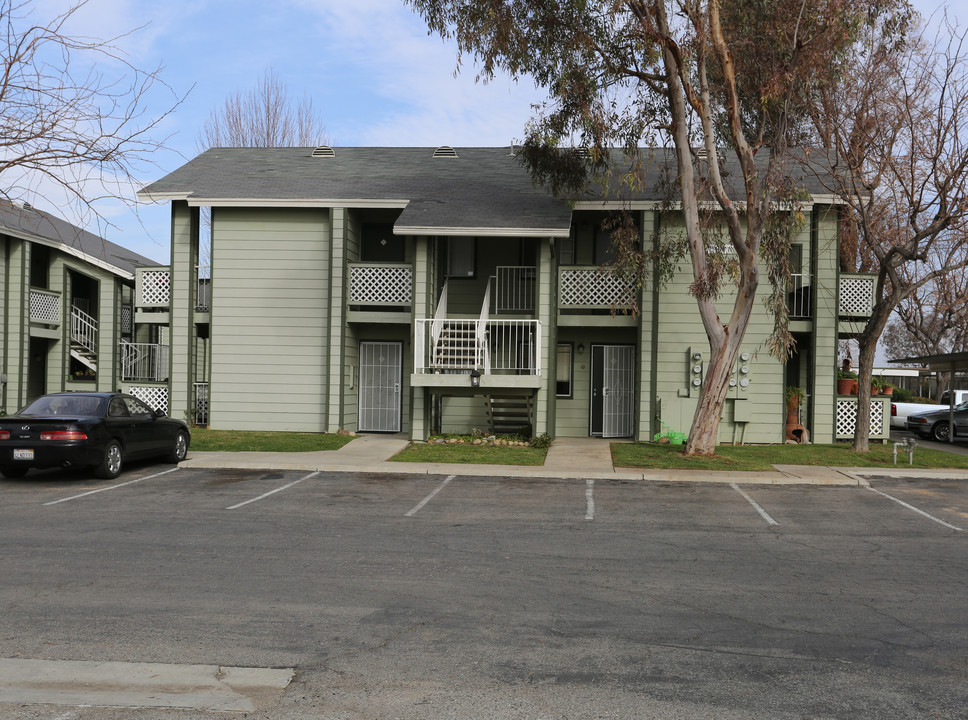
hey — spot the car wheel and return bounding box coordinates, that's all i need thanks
[168,430,189,463]
[931,421,950,442]
[95,440,124,479]
[0,466,28,479]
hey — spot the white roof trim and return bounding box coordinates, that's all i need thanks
[1,228,135,280]
[187,198,411,209]
[394,225,571,238]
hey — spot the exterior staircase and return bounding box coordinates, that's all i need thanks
[432,321,479,370]
[70,306,98,372]
[485,395,533,435]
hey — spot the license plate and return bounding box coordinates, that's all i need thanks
[13,449,34,461]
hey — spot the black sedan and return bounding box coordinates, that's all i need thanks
[905,400,968,442]
[0,392,190,480]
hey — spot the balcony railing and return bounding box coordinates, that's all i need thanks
[120,342,170,382]
[494,266,535,313]
[29,287,61,324]
[558,266,635,310]
[787,273,811,319]
[839,273,876,318]
[414,318,540,375]
[348,262,413,306]
[137,267,171,307]
[135,265,211,311]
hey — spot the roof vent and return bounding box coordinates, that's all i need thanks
[433,146,459,158]
[312,146,335,158]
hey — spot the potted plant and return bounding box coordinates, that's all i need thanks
[882,382,894,396]
[837,369,856,395]
[871,376,887,395]
[785,385,805,422]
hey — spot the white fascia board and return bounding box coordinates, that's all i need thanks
[136,190,191,203]
[4,229,135,280]
[186,198,410,209]
[395,225,572,238]
[571,200,665,210]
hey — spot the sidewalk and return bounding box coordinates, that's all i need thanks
[178,435,968,486]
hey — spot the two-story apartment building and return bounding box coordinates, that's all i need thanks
[1,201,162,414]
[136,146,885,444]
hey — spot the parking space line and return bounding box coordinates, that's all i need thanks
[866,486,965,531]
[226,471,319,510]
[43,468,179,506]
[405,474,455,517]
[585,479,595,520]
[729,483,779,526]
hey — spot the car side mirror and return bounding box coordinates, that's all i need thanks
[154,408,167,418]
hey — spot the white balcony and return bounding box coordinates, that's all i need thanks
[348,262,413,306]
[29,287,61,325]
[120,342,170,382]
[413,318,541,388]
[558,266,635,311]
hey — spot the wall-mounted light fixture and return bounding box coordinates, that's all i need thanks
[470,369,481,388]
[577,343,585,355]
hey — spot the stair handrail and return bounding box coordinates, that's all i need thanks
[477,281,491,372]
[119,339,140,378]
[431,279,449,350]
[71,306,98,353]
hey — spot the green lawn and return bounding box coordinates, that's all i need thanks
[611,441,968,471]
[390,442,548,466]
[189,428,356,452]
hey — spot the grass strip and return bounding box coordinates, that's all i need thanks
[611,441,968,471]
[189,428,356,453]
[390,442,548,466]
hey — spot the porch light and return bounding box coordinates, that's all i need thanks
[577,343,585,355]
[470,369,481,388]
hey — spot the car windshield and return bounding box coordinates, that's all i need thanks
[20,395,105,417]
[956,400,968,412]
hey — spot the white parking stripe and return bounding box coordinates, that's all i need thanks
[585,479,595,520]
[225,472,318,510]
[867,486,965,531]
[405,474,455,517]
[43,468,179,506]
[730,483,779,526]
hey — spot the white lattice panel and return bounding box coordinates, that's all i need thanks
[836,398,885,436]
[559,268,632,307]
[839,276,874,317]
[121,305,132,334]
[128,386,169,415]
[140,270,171,306]
[349,265,412,304]
[30,290,61,323]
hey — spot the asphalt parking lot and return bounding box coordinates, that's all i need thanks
[1,465,966,719]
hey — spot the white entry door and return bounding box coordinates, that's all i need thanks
[359,342,402,432]
[590,345,635,438]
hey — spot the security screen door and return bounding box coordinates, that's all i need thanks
[359,342,402,432]
[590,344,635,438]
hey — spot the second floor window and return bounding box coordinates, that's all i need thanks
[446,237,476,278]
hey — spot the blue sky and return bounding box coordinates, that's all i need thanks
[21,0,965,264]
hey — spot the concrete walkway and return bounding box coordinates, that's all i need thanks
[178,434,968,486]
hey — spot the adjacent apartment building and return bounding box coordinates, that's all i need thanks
[133,146,886,444]
[1,201,161,414]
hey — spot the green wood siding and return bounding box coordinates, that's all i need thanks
[209,207,330,431]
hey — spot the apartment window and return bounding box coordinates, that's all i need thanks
[558,233,576,265]
[446,237,476,278]
[556,343,573,398]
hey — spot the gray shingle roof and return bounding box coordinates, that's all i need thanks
[0,202,158,277]
[139,146,838,236]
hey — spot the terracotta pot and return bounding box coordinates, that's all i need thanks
[837,378,853,395]
[882,386,893,395]
[850,380,859,395]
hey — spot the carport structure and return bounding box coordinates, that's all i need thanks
[889,350,968,443]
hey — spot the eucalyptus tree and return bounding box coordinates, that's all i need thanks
[407,0,909,455]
